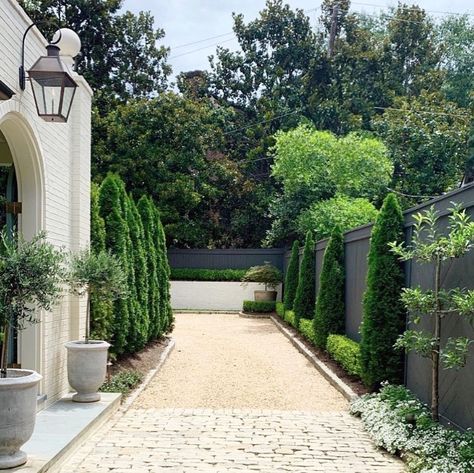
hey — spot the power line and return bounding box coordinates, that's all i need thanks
[170,32,234,50]
[386,187,438,199]
[169,37,236,60]
[351,2,474,17]
[374,106,471,119]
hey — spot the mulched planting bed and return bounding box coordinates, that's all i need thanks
[109,337,171,377]
[275,315,369,396]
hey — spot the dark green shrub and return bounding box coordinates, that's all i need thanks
[299,319,315,343]
[313,226,345,348]
[327,334,362,378]
[293,231,315,327]
[100,370,143,396]
[276,302,285,317]
[360,193,405,389]
[242,300,276,313]
[241,263,282,290]
[98,175,130,355]
[90,183,114,342]
[137,196,160,342]
[126,195,149,350]
[283,240,299,311]
[171,268,247,281]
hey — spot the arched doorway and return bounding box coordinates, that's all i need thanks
[0,112,45,375]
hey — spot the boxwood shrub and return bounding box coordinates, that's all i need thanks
[171,268,247,281]
[326,334,362,378]
[276,302,285,317]
[284,310,296,328]
[299,319,315,343]
[242,300,276,313]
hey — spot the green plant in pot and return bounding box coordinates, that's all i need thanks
[241,262,282,302]
[0,231,64,469]
[66,249,127,403]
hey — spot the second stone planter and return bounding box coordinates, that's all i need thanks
[65,340,110,402]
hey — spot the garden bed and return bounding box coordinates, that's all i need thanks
[274,314,368,396]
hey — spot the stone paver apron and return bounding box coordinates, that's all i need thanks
[61,313,405,472]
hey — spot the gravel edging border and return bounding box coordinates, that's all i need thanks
[120,336,176,412]
[270,315,358,402]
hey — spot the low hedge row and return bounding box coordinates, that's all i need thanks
[277,308,362,380]
[326,334,362,377]
[276,302,285,317]
[242,300,276,313]
[171,268,247,281]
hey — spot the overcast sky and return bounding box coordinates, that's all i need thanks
[122,0,474,79]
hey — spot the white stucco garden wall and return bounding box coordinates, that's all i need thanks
[0,0,92,407]
[171,281,282,311]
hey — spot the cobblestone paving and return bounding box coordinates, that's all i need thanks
[59,314,405,472]
[62,409,404,472]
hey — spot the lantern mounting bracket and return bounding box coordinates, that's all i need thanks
[19,22,61,91]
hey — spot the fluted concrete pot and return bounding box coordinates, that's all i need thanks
[0,369,42,469]
[254,290,277,302]
[65,340,110,403]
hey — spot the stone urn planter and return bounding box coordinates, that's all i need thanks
[254,290,277,302]
[0,369,42,469]
[65,341,110,402]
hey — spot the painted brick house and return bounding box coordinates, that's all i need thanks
[0,0,91,407]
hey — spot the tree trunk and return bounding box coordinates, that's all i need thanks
[85,289,91,343]
[431,256,442,421]
[0,322,10,378]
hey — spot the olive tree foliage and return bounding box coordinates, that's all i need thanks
[0,232,65,377]
[267,124,392,245]
[390,205,474,421]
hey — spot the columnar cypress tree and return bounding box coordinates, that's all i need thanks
[98,175,130,354]
[293,231,315,328]
[126,195,150,349]
[283,240,299,311]
[137,196,160,340]
[153,205,173,332]
[90,183,113,341]
[360,193,405,389]
[313,226,345,348]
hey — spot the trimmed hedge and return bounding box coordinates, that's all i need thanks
[276,302,285,317]
[299,319,315,343]
[171,268,247,281]
[283,240,299,311]
[284,310,296,328]
[327,334,362,378]
[242,300,276,313]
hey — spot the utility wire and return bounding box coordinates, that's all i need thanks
[351,1,474,17]
[169,37,236,59]
[374,106,471,119]
[170,32,234,50]
[386,186,438,199]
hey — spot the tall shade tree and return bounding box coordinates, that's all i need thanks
[293,231,315,327]
[313,226,345,349]
[360,193,405,389]
[97,175,130,355]
[283,241,299,311]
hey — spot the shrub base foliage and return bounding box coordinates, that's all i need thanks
[283,241,299,311]
[276,302,285,317]
[100,370,143,396]
[326,335,362,377]
[313,226,345,348]
[95,174,172,356]
[293,231,315,327]
[242,300,276,313]
[351,384,474,473]
[360,193,405,389]
[299,319,315,343]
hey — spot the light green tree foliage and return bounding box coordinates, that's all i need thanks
[267,124,391,244]
[298,195,378,239]
[390,205,474,421]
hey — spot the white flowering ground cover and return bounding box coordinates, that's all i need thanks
[350,384,474,473]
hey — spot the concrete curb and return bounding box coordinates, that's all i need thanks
[270,316,358,402]
[120,337,176,413]
[238,311,272,319]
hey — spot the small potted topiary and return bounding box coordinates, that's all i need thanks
[66,249,127,402]
[0,231,65,469]
[241,262,282,302]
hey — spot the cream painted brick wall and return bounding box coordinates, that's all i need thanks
[0,1,92,407]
